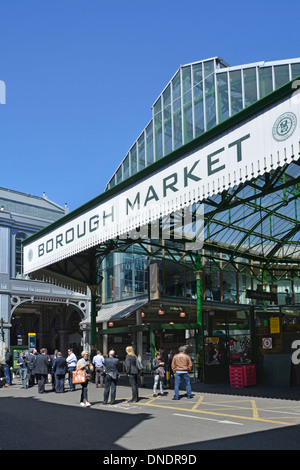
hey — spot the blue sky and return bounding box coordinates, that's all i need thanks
[0,0,300,211]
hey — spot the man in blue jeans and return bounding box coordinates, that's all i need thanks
[171,346,193,400]
[66,348,77,391]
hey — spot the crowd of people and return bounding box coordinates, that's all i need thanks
[1,344,197,407]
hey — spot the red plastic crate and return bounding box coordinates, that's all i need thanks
[229,365,245,388]
[229,365,256,388]
[243,364,256,386]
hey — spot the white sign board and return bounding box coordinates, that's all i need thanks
[24,89,300,275]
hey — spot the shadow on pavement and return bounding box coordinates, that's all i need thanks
[164,424,300,450]
[0,395,152,450]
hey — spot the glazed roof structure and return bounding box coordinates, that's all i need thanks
[22,58,300,289]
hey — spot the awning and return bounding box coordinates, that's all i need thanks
[80,296,148,326]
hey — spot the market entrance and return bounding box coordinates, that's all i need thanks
[203,308,252,383]
[253,306,300,386]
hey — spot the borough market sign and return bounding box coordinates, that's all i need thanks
[23,84,300,276]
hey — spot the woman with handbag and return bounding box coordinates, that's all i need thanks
[124,346,139,402]
[76,351,94,407]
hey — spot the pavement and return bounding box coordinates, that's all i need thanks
[2,372,300,450]
[3,372,300,402]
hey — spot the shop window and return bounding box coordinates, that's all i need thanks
[204,310,251,366]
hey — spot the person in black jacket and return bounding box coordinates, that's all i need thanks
[53,351,67,393]
[33,348,50,393]
[124,346,139,402]
[103,350,119,405]
[26,349,37,387]
[4,348,13,386]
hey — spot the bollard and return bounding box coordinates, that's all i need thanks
[166,369,170,389]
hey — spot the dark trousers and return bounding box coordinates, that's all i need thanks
[103,374,117,404]
[68,367,76,391]
[36,374,47,393]
[80,381,88,403]
[95,366,105,386]
[128,374,139,401]
[28,370,35,387]
[55,374,65,393]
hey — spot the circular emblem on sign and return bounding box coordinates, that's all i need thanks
[28,249,33,262]
[272,112,297,141]
[262,337,272,349]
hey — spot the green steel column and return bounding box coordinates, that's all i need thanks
[196,271,202,326]
[89,284,98,359]
[195,253,202,326]
[150,328,156,362]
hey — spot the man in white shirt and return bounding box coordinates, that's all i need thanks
[93,350,105,388]
[66,348,77,391]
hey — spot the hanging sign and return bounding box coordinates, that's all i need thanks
[28,333,36,349]
[270,317,280,334]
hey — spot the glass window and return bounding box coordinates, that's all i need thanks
[193,63,204,137]
[259,66,273,98]
[146,122,154,164]
[292,63,300,79]
[274,64,290,88]
[116,165,122,184]
[230,69,243,115]
[204,61,216,130]
[123,154,130,180]
[138,134,145,171]
[15,232,27,276]
[163,84,172,155]
[108,176,115,188]
[217,72,229,122]
[154,98,163,160]
[130,144,137,175]
[182,66,193,143]
[172,72,182,149]
[243,67,257,107]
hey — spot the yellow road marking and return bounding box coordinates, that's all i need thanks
[115,390,298,426]
[251,400,259,420]
[137,400,296,426]
[192,395,204,410]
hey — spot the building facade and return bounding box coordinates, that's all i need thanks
[23,56,300,386]
[0,188,89,361]
[98,57,300,383]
